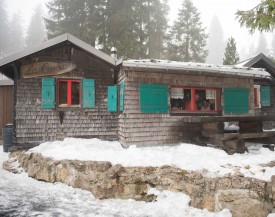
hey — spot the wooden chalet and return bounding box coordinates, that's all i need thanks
[0,34,275,153]
[0,33,118,144]
[117,59,275,152]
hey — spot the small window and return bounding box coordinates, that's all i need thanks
[58,79,80,107]
[170,87,218,112]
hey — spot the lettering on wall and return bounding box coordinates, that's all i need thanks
[20,61,76,78]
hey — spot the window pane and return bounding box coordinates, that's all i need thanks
[171,88,184,110]
[59,81,67,105]
[195,89,216,111]
[205,90,216,110]
[171,87,217,112]
[71,82,80,105]
[170,88,191,110]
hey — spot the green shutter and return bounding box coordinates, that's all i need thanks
[42,77,55,109]
[260,86,271,107]
[82,79,95,108]
[140,84,168,113]
[120,80,125,112]
[108,86,117,112]
[224,88,249,114]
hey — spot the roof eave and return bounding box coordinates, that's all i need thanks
[0,34,69,67]
[122,62,271,79]
[0,33,115,68]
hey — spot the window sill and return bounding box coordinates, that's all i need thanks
[56,105,82,111]
[58,104,81,108]
[170,111,222,116]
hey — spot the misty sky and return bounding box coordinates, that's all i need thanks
[5,0,274,60]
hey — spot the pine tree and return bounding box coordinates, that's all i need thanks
[99,0,141,58]
[236,0,275,33]
[206,15,225,64]
[167,0,208,62]
[223,37,240,65]
[25,3,46,47]
[44,0,169,59]
[8,12,25,55]
[45,0,103,46]
[146,0,169,59]
[256,33,270,55]
[0,0,10,57]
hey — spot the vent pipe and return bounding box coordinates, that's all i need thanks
[111,47,117,60]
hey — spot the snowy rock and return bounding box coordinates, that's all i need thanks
[3,151,274,217]
[217,189,272,217]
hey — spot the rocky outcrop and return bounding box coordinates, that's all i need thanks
[3,151,275,217]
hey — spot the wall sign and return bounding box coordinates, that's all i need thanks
[20,61,76,78]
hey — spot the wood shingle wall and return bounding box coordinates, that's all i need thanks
[118,69,256,146]
[15,46,117,144]
[258,85,275,129]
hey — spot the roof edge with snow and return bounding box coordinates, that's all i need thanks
[123,59,271,79]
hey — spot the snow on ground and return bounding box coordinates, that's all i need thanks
[29,138,275,181]
[0,150,232,217]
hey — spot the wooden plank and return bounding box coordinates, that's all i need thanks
[201,116,275,122]
[239,121,263,133]
[0,87,3,136]
[0,86,13,137]
[220,131,275,141]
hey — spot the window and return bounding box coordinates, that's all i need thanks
[58,79,80,107]
[42,78,95,109]
[254,85,261,108]
[170,87,218,112]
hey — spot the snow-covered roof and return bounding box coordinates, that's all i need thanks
[123,59,270,79]
[235,56,256,67]
[0,74,13,85]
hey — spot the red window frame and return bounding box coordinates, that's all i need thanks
[58,79,81,106]
[170,86,219,113]
[254,85,261,108]
[254,88,259,107]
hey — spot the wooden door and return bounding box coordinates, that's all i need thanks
[0,85,13,137]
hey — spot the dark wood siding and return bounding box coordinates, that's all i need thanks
[0,85,13,137]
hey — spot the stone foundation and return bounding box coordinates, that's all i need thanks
[3,151,275,217]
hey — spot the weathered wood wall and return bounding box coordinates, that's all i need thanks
[0,85,13,137]
[15,45,117,144]
[257,85,275,129]
[118,69,255,146]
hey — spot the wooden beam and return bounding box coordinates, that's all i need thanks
[220,131,275,141]
[201,116,275,123]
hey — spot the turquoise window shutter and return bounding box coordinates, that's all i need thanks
[224,88,249,114]
[108,86,118,112]
[120,81,125,112]
[260,86,271,107]
[82,79,95,108]
[42,77,55,109]
[140,84,168,113]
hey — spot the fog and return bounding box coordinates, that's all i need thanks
[3,0,275,63]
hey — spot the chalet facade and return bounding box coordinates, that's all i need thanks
[0,34,118,144]
[0,34,274,149]
[116,59,275,146]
